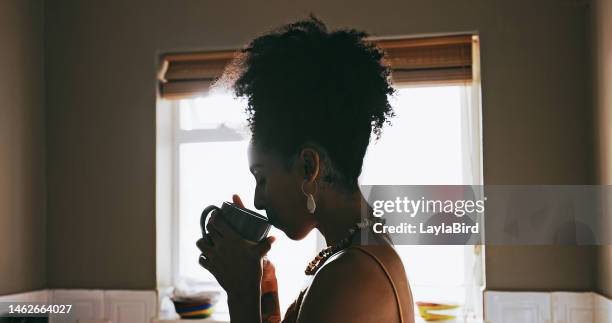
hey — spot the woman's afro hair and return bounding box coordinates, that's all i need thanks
[226,16,395,190]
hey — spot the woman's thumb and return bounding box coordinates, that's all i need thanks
[232,194,246,208]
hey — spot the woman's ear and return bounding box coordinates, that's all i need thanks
[299,148,320,181]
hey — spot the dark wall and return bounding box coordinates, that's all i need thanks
[0,0,46,294]
[592,0,612,299]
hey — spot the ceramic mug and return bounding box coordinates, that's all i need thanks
[201,202,271,242]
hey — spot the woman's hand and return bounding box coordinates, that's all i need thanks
[196,194,275,299]
[261,258,281,323]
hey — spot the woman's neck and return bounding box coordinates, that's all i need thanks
[315,190,371,246]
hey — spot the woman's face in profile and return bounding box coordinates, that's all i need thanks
[248,143,316,240]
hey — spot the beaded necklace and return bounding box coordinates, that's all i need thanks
[304,219,372,275]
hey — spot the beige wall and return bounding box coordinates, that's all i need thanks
[598,247,612,298]
[0,0,46,295]
[593,0,612,299]
[45,0,595,290]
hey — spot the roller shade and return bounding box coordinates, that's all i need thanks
[158,51,236,99]
[376,35,473,85]
[158,35,475,99]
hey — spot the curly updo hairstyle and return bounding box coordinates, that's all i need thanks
[228,16,395,191]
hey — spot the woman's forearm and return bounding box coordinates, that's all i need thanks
[228,290,262,323]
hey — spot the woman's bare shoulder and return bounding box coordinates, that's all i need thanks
[296,246,401,323]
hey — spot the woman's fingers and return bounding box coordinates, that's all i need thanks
[207,225,224,244]
[199,254,214,271]
[255,236,276,256]
[196,237,215,258]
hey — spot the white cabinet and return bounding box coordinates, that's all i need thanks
[485,291,551,323]
[486,292,612,323]
[104,291,156,323]
[50,290,105,323]
[594,294,612,323]
[48,290,155,323]
[552,292,593,323]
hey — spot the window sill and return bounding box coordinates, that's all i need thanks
[153,315,482,323]
[153,320,228,323]
[153,312,230,323]
[157,285,229,323]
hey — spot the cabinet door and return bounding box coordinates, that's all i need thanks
[552,292,593,323]
[593,294,612,323]
[50,290,105,323]
[485,291,551,323]
[104,291,156,323]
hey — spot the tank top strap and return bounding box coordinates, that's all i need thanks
[282,276,313,323]
[347,245,405,323]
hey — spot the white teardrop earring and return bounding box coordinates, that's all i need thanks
[306,194,316,214]
[301,180,318,214]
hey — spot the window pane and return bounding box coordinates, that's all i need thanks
[267,228,317,313]
[360,86,464,185]
[179,95,249,130]
[178,116,318,314]
[360,85,471,307]
[396,245,465,286]
[178,141,253,282]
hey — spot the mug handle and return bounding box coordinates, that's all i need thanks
[201,205,221,237]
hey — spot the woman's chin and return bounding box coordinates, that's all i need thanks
[282,227,314,241]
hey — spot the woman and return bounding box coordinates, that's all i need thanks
[196,17,414,323]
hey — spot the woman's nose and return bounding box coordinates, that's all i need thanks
[254,200,266,210]
[254,189,265,210]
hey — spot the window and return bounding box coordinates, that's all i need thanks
[156,34,484,321]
